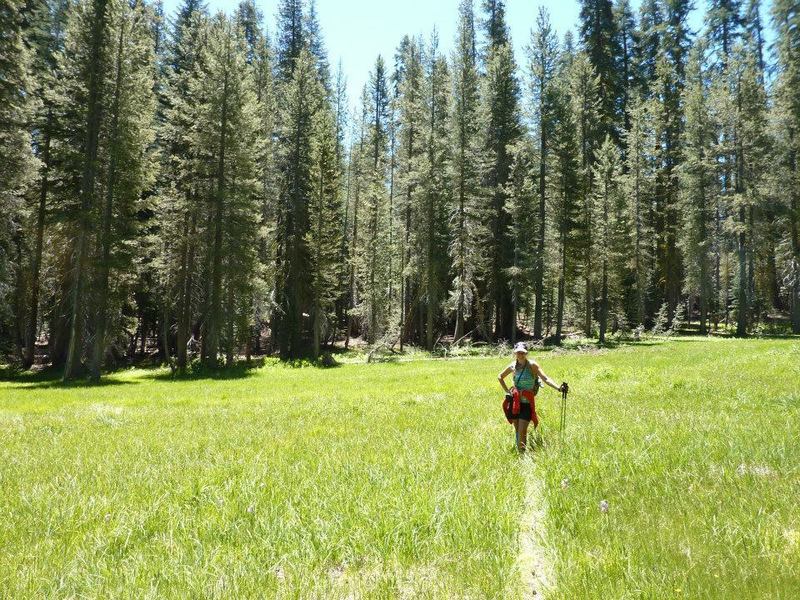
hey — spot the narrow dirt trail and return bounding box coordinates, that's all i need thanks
[517,454,555,598]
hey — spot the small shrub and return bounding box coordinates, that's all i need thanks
[652,302,670,336]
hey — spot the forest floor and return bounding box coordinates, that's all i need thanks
[1,337,799,598]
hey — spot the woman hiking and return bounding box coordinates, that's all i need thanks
[498,341,567,452]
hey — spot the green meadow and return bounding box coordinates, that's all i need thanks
[1,337,799,598]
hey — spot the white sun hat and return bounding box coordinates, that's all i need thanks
[513,341,528,353]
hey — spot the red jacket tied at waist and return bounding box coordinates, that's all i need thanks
[511,387,538,427]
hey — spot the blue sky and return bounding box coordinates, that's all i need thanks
[160,0,761,110]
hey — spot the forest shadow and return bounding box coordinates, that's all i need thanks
[138,354,343,380]
[141,357,270,381]
[1,366,137,390]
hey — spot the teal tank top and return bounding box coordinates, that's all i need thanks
[512,361,539,402]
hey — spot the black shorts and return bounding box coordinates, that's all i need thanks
[516,402,532,422]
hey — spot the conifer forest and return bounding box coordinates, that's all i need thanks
[1,0,799,378]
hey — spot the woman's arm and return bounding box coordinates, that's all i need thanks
[498,366,513,394]
[530,361,564,392]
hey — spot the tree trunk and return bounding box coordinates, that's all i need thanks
[599,260,608,344]
[64,0,109,381]
[345,169,359,349]
[23,109,52,370]
[225,280,234,367]
[400,191,411,351]
[584,183,592,337]
[207,44,230,367]
[584,267,592,337]
[176,207,196,374]
[736,206,748,337]
[791,145,800,333]
[556,228,566,344]
[534,97,546,340]
[161,306,172,365]
[425,185,435,352]
[91,18,126,380]
[454,170,466,341]
[312,161,324,360]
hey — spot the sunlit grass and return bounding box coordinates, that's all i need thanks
[534,337,800,599]
[1,336,798,598]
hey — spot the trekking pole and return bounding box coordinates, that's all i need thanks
[560,383,569,432]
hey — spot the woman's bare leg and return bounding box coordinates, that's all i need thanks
[518,419,530,452]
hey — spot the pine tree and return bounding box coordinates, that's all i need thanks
[548,66,582,343]
[235,0,261,64]
[275,0,303,81]
[418,32,451,350]
[0,0,38,358]
[448,0,486,342]
[360,56,391,343]
[89,0,157,379]
[614,0,639,133]
[60,0,112,380]
[17,0,69,369]
[679,45,715,333]
[481,2,522,340]
[394,37,425,346]
[527,6,558,340]
[623,96,656,327]
[189,13,260,366]
[743,0,766,78]
[343,92,369,347]
[770,0,800,332]
[706,0,750,335]
[592,137,624,343]
[6,0,800,366]
[305,0,330,91]
[251,23,277,357]
[651,53,683,321]
[306,80,342,358]
[482,0,508,49]
[740,0,771,316]
[651,301,670,334]
[156,0,207,373]
[579,0,622,140]
[637,0,663,96]
[707,0,742,66]
[273,46,322,358]
[733,39,768,334]
[568,51,601,336]
[332,61,349,337]
[152,0,166,57]
[651,0,691,324]
[671,297,687,332]
[740,2,768,322]
[504,139,536,343]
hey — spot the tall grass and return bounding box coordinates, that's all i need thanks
[1,337,798,598]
